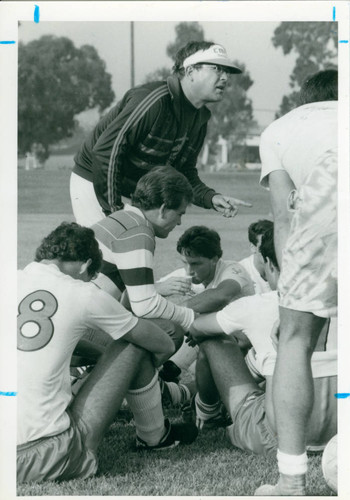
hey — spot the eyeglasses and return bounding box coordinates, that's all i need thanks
[196,64,230,76]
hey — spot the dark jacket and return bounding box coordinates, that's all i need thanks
[73,75,217,214]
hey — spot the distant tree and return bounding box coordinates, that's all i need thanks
[166,22,206,61]
[18,35,115,164]
[144,22,206,82]
[273,22,337,115]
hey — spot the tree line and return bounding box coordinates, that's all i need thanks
[18,22,337,166]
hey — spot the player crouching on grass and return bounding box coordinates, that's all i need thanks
[184,228,337,458]
[17,222,198,484]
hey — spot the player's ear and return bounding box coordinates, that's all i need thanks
[266,257,274,273]
[159,203,167,219]
[79,258,92,275]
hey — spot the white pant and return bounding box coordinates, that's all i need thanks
[70,172,131,227]
[70,172,105,227]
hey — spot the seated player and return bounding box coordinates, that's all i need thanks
[185,227,337,456]
[239,219,273,294]
[91,167,196,351]
[160,225,254,383]
[17,223,198,484]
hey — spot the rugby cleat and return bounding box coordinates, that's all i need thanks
[135,418,198,451]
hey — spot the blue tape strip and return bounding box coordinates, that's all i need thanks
[333,6,336,21]
[34,5,40,23]
[0,391,17,396]
[0,41,16,44]
[339,40,349,44]
[335,393,350,399]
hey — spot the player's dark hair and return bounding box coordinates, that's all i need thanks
[298,69,338,105]
[131,166,193,211]
[173,41,215,77]
[35,222,102,277]
[177,225,223,259]
[248,219,274,246]
[259,228,278,269]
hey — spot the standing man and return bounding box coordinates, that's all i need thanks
[255,70,337,495]
[70,41,251,226]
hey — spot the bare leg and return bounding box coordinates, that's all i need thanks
[273,307,325,455]
[255,307,326,496]
[198,337,258,416]
[71,340,149,452]
[195,347,220,405]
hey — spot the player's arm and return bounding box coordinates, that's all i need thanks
[186,312,225,346]
[184,279,241,313]
[268,170,296,267]
[116,231,194,330]
[86,287,175,367]
[122,318,176,367]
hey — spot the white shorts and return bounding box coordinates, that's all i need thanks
[278,149,337,318]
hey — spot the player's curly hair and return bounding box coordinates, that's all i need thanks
[248,219,273,246]
[172,41,215,77]
[177,225,223,259]
[259,227,278,269]
[131,166,193,211]
[35,222,102,277]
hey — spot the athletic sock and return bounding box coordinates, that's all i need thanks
[276,450,307,495]
[195,393,221,421]
[163,381,191,406]
[126,372,166,446]
[277,449,308,475]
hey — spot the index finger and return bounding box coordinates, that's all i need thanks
[232,198,253,208]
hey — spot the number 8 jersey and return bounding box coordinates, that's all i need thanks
[17,262,138,445]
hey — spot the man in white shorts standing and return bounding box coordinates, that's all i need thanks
[255,69,337,495]
[17,223,197,483]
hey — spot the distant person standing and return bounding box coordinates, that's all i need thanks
[255,70,337,495]
[70,41,251,226]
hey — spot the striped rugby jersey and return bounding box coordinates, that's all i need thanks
[73,76,217,215]
[92,205,195,331]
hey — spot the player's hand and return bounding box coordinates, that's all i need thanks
[154,277,192,297]
[185,332,198,347]
[212,194,252,218]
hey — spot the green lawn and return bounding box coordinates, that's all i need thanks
[17,166,334,496]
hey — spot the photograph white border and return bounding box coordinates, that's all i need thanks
[0,2,349,499]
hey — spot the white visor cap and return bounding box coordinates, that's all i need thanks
[182,45,242,74]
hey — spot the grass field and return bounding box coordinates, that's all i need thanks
[17,166,334,496]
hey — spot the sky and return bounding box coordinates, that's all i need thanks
[19,20,297,128]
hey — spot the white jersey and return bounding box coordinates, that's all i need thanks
[216,291,337,378]
[159,259,254,301]
[17,262,138,445]
[259,101,337,189]
[239,255,271,295]
[205,259,254,300]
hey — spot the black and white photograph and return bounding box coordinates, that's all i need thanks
[0,1,349,498]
